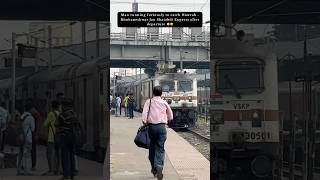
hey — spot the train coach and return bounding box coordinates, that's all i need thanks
[118,72,198,128]
[3,58,108,162]
[211,39,280,179]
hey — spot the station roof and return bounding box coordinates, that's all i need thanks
[0,0,108,20]
[213,0,320,24]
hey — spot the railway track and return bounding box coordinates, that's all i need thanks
[187,129,210,142]
[175,127,210,160]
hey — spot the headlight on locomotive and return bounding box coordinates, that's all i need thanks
[188,96,192,102]
[230,131,245,148]
[167,99,172,104]
[251,155,273,178]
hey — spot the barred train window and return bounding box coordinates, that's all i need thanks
[177,80,193,92]
[160,81,175,92]
[217,60,264,90]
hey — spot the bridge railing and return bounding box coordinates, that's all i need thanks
[110,32,210,43]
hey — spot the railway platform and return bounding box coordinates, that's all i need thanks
[0,145,103,180]
[110,112,210,180]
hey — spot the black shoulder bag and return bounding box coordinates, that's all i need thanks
[134,99,151,149]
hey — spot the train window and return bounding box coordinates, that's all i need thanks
[177,80,193,92]
[216,60,264,92]
[160,80,175,92]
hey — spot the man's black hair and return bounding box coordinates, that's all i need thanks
[52,100,59,109]
[61,98,73,108]
[153,86,162,96]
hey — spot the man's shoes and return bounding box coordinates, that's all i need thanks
[156,167,163,180]
[151,169,156,177]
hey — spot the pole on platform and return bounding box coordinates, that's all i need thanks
[48,25,52,70]
[205,72,208,123]
[288,53,294,180]
[180,47,183,72]
[82,21,87,61]
[113,72,116,98]
[225,0,232,38]
[35,38,39,72]
[11,32,16,123]
[96,21,100,58]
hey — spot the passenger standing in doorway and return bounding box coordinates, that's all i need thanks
[43,100,60,175]
[0,101,9,152]
[17,103,35,176]
[26,98,40,171]
[123,94,129,117]
[128,93,135,119]
[142,86,173,180]
[56,98,76,180]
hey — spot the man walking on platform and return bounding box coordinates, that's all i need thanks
[142,86,173,180]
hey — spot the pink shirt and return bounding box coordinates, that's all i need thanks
[142,96,173,124]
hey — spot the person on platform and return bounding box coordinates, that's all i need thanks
[0,101,9,152]
[128,93,135,119]
[17,103,35,176]
[142,86,173,180]
[43,100,60,176]
[56,98,77,180]
[115,95,121,117]
[26,98,40,171]
[123,94,129,117]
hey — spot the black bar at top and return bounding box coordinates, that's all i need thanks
[118,12,202,27]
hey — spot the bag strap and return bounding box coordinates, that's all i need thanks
[146,98,152,124]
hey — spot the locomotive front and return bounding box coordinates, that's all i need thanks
[154,73,198,128]
[211,39,279,179]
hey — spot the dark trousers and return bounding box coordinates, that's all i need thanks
[128,104,134,118]
[60,134,75,178]
[31,133,36,168]
[148,124,167,173]
[0,130,5,151]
